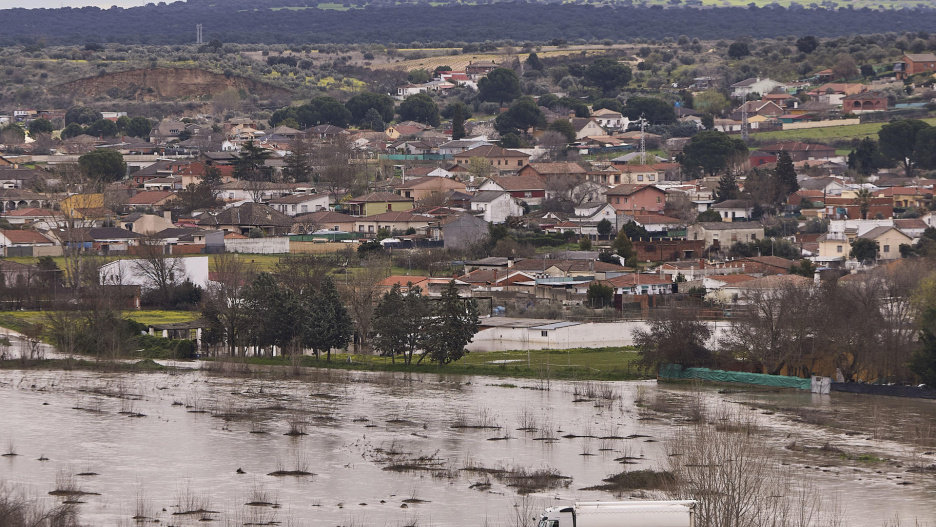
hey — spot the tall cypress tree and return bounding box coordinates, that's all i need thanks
[451,103,466,140]
[775,150,799,197]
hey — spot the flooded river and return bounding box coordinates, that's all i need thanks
[1,364,935,527]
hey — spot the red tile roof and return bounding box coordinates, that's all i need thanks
[127,190,176,205]
[0,229,53,244]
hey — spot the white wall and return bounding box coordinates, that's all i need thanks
[224,237,290,254]
[99,256,210,289]
[466,320,733,352]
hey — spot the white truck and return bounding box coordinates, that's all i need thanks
[538,500,697,527]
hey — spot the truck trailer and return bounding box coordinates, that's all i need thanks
[538,500,697,527]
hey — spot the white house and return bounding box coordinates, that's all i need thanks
[438,138,492,156]
[712,199,755,222]
[396,84,428,100]
[591,109,629,131]
[730,77,786,99]
[470,190,523,224]
[267,193,330,216]
[99,256,211,290]
[573,118,607,140]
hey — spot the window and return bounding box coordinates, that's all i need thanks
[333,226,339,231]
[524,192,532,198]
[649,175,655,181]
[837,245,843,253]
[615,197,620,204]
[368,225,374,232]
[541,330,548,337]
[883,245,890,253]
[301,205,308,213]
[359,225,365,232]
[518,160,523,166]
[656,197,661,203]
[637,175,644,182]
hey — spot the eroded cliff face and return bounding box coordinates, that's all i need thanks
[56,67,291,101]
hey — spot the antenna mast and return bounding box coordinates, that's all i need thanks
[639,113,647,165]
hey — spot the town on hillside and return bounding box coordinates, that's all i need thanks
[2,38,936,388]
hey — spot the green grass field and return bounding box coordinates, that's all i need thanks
[0,310,200,336]
[751,118,936,142]
[245,346,648,381]
[3,253,293,276]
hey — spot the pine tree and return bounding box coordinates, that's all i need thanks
[525,52,544,71]
[451,103,466,140]
[303,277,353,361]
[775,150,799,197]
[715,172,739,203]
[423,282,479,365]
[363,107,386,132]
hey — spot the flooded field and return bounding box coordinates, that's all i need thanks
[1,364,936,527]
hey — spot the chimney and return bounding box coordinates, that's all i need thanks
[699,258,705,270]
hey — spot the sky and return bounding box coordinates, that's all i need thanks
[0,0,149,8]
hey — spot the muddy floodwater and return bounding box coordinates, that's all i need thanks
[1,364,936,527]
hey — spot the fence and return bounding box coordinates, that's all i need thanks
[379,154,453,161]
[781,119,860,131]
[290,241,359,254]
[831,383,936,399]
[860,108,930,123]
[4,246,63,257]
[658,364,811,390]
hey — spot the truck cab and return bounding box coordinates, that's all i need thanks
[539,506,574,527]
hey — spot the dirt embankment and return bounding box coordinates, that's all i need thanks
[55,67,292,102]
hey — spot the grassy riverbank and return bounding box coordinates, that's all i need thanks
[237,347,649,381]
[0,347,650,381]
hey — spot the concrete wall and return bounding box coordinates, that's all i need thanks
[781,119,860,131]
[290,241,359,254]
[466,320,733,352]
[224,237,290,254]
[33,246,63,257]
[99,256,211,289]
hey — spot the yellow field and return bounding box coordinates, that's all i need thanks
[372,46,627,72]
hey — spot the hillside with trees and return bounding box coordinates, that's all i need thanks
[4,3,936,45]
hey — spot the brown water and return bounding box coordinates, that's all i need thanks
[0,367,935,527]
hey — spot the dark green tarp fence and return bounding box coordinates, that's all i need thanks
[659,364,811,390]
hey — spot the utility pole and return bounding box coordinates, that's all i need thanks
[196,24,203,45]
[741,99,749,141]
[639,113,648,165]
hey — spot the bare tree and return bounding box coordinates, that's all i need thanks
[46,163,109,290]
[132,234,184,307]
[211,87,241,116]
[315,134,358,204]
[536,130,570,161]
[202,253,258,357]
[719,282,819,376]
[544,173,603,210]
[243,177,269,204]
[273,254,334,295]
[666,406,826,527]
[466,156,494,182]
[341,256,387,354]
[664,191,698,223]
